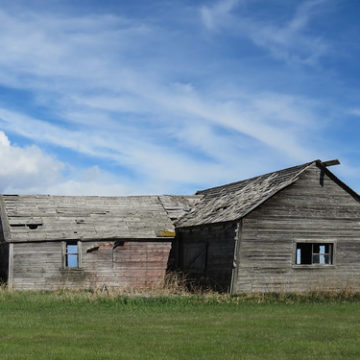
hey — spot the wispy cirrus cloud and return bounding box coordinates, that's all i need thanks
[201,0,329,65]
[249,0,329,64]
[0,2,357,194]
[0,7,320,158]
[200,0,241,30]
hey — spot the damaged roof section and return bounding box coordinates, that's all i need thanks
[0,195,199,243]
[176,161,319,228]
[158,195,202,222]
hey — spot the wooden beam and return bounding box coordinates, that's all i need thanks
[322,159,340,167]
[230,221,242,294]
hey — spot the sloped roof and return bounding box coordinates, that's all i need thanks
[0,194,199,243]
[176,161,318,228]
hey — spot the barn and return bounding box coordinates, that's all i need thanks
[175,160,360,293]
[0,195,199,290]
[0,159,359,293]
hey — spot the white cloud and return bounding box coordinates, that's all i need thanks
[0,130,159,196]
[0,131,63,192]
[0,4,356,194]
[0,1,326,186]
[12,165,140,196]
[0,131,10,147]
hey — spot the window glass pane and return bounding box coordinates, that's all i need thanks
[296,248,301,265]
[67,254,78,267]
[67,244,78,254]
[324,255,330,264]
[66,243,78,267]
[313,244,320,253]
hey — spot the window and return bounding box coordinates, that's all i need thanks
[66,242,79,268]
[296,243,333,265]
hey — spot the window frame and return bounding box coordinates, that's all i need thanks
[293,240,336,268]
[62,241,82,269]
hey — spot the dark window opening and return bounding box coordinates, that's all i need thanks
[66,242,78,268]
[296,243,333,265]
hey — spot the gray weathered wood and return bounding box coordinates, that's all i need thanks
[10,240,172,290]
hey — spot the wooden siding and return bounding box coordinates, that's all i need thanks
[10,240,171,290]
[235,164,360,293]
[176,223,236,291]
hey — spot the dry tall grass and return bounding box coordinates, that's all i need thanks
[2,272,360,304]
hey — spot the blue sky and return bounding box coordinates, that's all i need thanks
[0,0,359,195]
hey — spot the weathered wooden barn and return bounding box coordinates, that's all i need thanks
[0,159,359,293]
[0,195,199,290]
[175,160,360,293]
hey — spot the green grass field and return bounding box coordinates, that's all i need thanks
[0,291,360,359]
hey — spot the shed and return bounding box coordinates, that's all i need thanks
[175,160,360,293]
[0,194,199,290]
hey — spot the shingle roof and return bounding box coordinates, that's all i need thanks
[0,195,199,243]
[1,159,355,239]
[176,161,317,228]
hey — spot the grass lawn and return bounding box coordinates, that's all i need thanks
[0,292,360,359]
